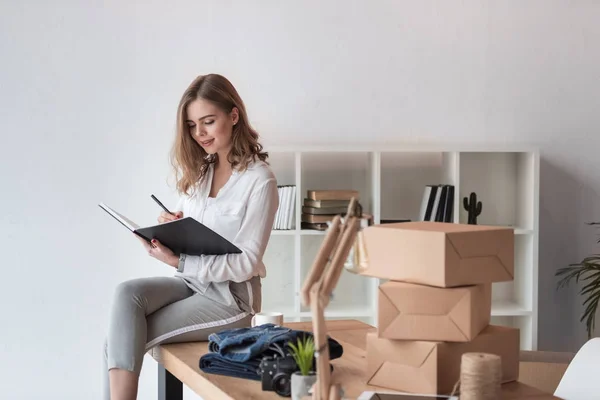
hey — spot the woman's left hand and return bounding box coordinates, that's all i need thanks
[136,236,178,268]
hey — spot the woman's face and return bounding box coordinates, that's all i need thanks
[185,98,239,157]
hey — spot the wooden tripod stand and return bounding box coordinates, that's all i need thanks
[299,198,361,400]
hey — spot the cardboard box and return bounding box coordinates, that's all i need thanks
[518,350,574,395]
[378,281,491,342]
[359,221,514,287]
[366,325,520,394]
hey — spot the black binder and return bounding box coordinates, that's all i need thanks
[98,203,241,256]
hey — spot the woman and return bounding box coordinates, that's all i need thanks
[103,74,279,400]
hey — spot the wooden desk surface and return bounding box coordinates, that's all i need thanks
[151,319,560,399]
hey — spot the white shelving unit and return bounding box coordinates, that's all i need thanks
[259,145,540,350]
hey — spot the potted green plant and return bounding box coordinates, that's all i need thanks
[288,335,316,400]
[555,222,600,339]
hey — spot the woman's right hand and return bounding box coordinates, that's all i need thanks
[157,211,183,224]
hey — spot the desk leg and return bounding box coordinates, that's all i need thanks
[158,364,183,400]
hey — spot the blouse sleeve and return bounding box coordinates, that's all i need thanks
[177,177,279,284]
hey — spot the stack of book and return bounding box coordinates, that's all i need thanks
[273,185,296,230]
[300,189,359,231]
[358,221,520,395]
[419,184,454,222]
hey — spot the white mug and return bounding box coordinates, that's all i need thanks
[251,311,284,327]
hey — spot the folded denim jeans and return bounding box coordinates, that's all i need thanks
[207,323,295,362]
[199,323,344,381]
[199,353,263,381]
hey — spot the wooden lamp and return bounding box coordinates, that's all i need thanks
[299,198,361,400]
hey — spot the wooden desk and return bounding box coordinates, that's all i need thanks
[151,319,560,399]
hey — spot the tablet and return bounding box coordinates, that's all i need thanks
[357,391,458,400]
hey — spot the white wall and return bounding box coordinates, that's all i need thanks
[1,1,599,399]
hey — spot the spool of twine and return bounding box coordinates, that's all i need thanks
[453,352,502,400]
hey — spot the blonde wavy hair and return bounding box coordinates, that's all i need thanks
[170,74,268,196]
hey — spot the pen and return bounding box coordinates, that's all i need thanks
[151,194,176,216]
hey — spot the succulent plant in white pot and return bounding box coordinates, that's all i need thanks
[288,335,316,400]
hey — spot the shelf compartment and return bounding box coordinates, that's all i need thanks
[260,235,296,315]
[299,235,373,314]
[297,305,374,319]
[271,230,296,236]
[492,234,533,314]
[268,151,297,186]
[459,151,536,230]
[380,151,459,223]
[268,151,298,231]
[298,315,375,326]
[514,228,533,235]
[491,315,534,350]
[299,229,327,236]
[491,300,531,316]
[299,151,376,231]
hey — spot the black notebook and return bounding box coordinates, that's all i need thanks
[98,203,242,256]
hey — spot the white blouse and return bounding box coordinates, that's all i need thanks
[173,160,279,291]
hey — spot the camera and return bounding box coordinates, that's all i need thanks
[259,354,298,397]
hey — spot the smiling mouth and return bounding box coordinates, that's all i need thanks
[200,139,214,147]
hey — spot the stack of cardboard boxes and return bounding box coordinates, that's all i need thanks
[358,221,521,395]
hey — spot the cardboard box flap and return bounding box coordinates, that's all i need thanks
[379,283,471,341]
[446,236,513,283]
[446,284,491,340]
[446,293,474,340]
[447,229,514,277]
[447,229,513,258]
[378,287,399,334]
[378,282,491,342]
[367,332,437,369]
[382,314,471,341]
[367,332,438,394]
[378,289,465,341]
[368,360,438,395]
[380,282,466,315]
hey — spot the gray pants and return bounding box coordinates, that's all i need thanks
[102,276,257,400]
